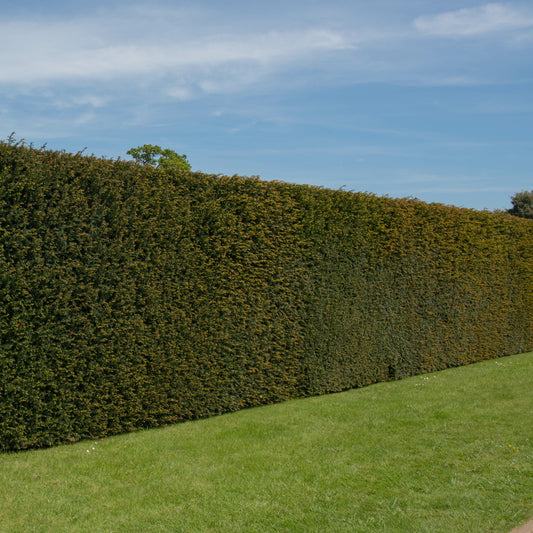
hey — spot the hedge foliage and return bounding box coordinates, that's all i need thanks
[1,142,532,451]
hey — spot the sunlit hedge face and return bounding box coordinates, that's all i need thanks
[1,141,531,452]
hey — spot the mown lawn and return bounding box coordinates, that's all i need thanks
[1,352,532,532]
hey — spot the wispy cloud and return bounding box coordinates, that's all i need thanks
[0,12,353,87]
[51,95,110,109]
[2,2,533,99]
[413,3,533,37]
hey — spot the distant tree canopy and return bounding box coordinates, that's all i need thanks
[127,144,191,171]
[508,190,533,219]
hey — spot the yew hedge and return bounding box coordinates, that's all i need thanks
[1,142,531,451]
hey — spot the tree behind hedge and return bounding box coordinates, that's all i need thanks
[508,190,533,219]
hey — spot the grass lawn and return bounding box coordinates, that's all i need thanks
[1,351,532,532]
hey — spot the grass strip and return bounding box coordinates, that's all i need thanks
[1,352,532,532]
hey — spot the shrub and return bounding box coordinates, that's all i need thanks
[1,142,531,451]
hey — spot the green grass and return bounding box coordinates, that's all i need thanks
[1,352,532,533]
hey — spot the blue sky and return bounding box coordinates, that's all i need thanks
[1,1,532,210]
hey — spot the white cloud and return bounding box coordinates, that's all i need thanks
[166,86,195,101]
[413,3,533,37]
[0,13,354,86]
[1,2,531,102]
[51,95,109,109]
[74,111,97,125]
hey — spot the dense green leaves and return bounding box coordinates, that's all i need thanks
[508,190,533,219]
[126,144,191,171]
[1,142,532,451]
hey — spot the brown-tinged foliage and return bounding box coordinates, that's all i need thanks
[1,142,531,451]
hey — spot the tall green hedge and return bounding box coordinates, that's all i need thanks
[1,142,531,451]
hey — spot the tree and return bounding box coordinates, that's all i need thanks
[507,190,533,219]
[127,144,191,171]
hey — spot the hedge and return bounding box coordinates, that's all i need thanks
[1,141,531,451]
